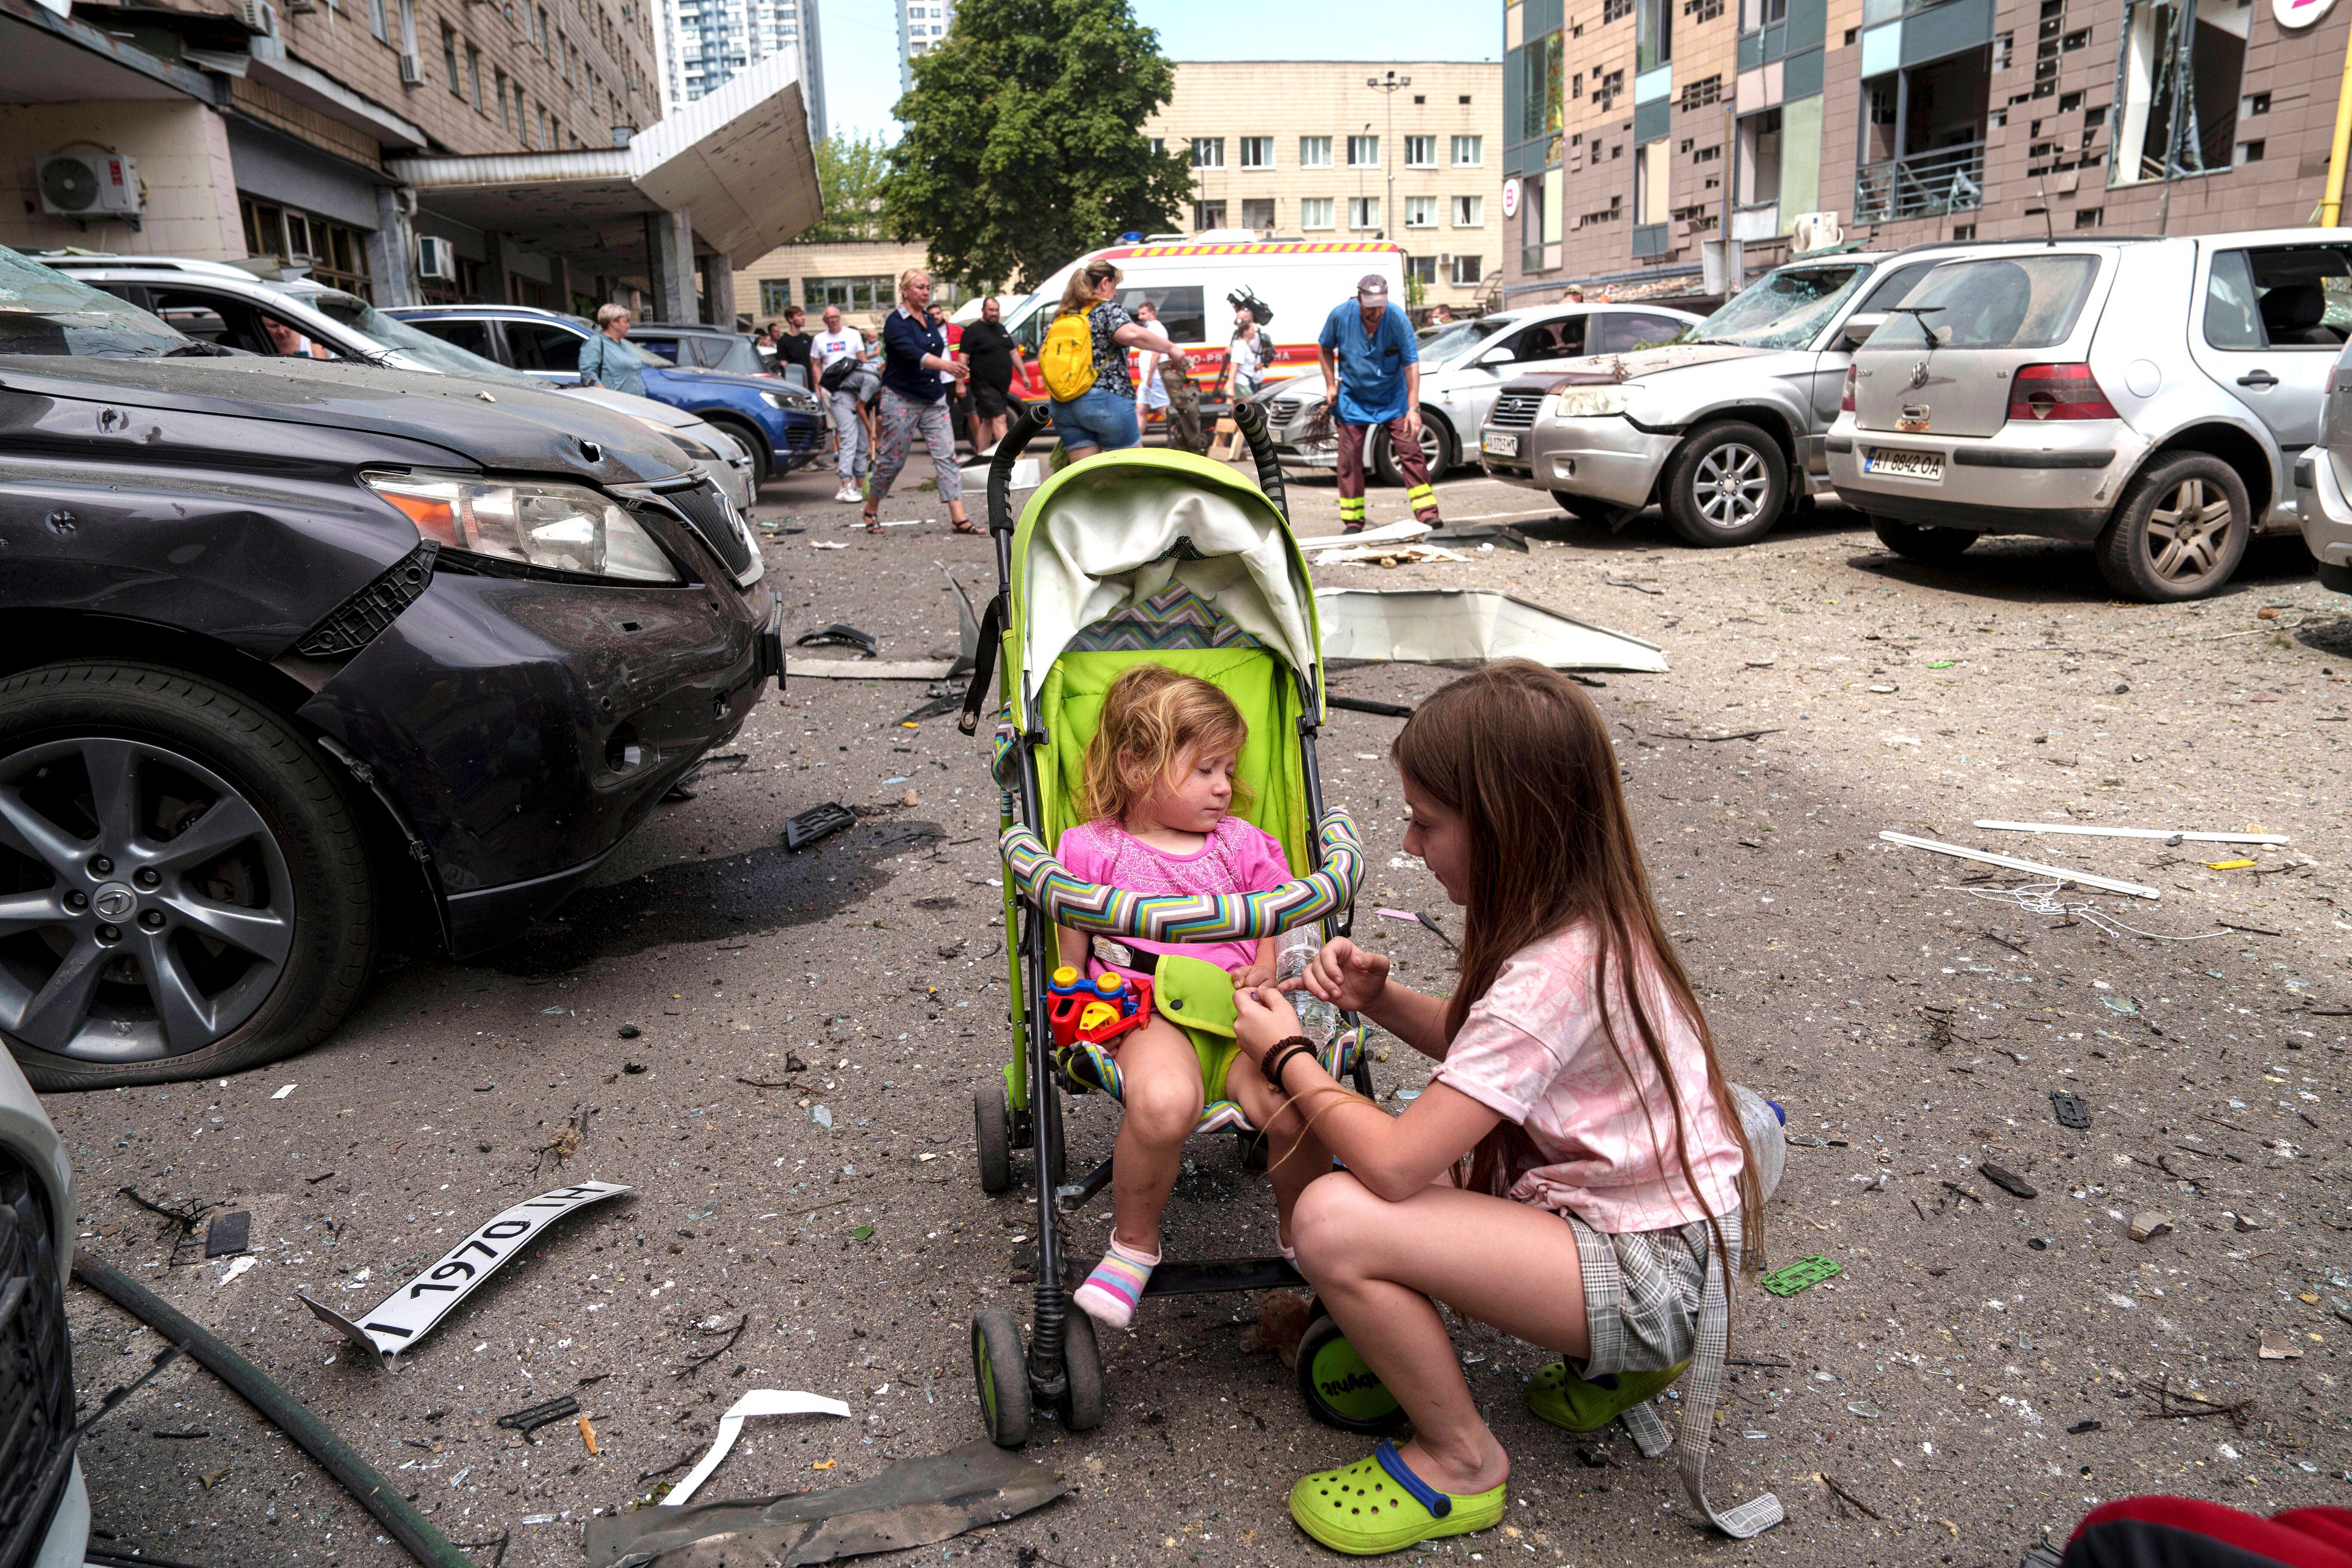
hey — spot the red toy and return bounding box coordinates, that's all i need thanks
[1046,966,1153,1049]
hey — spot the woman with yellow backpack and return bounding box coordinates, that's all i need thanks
[1040,258,1192,462]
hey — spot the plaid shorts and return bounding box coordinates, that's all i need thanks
[1566,1211,1720,1379]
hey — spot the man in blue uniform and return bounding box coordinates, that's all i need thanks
[1316,273,1439,532]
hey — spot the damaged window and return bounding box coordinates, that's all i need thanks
[1687,263,1869,350]
[2203,245,2352,350]
[2112,0,2250,184]
[1877,254,2100,350]
[0,246,191,358]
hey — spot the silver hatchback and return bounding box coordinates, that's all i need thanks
[1829,230,2352,600]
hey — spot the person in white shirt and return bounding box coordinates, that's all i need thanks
[811,305,870,502]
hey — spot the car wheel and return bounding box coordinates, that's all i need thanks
[1551,490,1631,526]
[1661,421,1788,546]
[0,664,374,1091]
[1869,516,1978,563]
[2095,453,2250,601]
[1373,414,1452,486]
[712,418,772,489]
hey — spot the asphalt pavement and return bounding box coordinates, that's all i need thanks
[45,450,2352,1568]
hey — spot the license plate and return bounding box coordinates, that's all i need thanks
[1861,446,1944,481]
[1483,432,1520,458]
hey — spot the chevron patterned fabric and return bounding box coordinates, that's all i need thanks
[1066,582,1265,654]
[1003,810,1362,941]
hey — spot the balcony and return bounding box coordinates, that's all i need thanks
[1853,140,1984,222]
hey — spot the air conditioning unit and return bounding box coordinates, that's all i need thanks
[1790,210,1844,254]
[36,153,141,219]
[235,0,278,33]
[417,236,458,281]
[398,51,425,84]
[284,0,318,13]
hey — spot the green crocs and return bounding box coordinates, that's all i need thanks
[1289,1439,1506,1556]
[1525,1359,1688,1432]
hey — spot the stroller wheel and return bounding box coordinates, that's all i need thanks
[1296,1303,1407,1435]
[974,1085,1012,1194]
[971,1309,1033,1447]
[1058,1305,1107,1431]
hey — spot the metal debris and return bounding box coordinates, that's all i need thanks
[1314,587,1668,673]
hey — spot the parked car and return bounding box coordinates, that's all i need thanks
[386,304,824,487]
[0,247,780,1090]
[37,254,756,511]
[2293,339,2352,593]
[1480,247,1967,543]
[0,1046,81,1568]
[1251,301,1700,484]
[1832,229,2352,600]
[626,320,767,377]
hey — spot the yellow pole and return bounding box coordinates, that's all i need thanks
[2320,13,2352,225]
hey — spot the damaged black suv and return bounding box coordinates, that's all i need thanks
[0,248,781,1091]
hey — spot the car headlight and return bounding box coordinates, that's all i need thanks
[665,429,720,462]
[758,389,821,414]
[1548,385,1639,419]
[364,472,680,583]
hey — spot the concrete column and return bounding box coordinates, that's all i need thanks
[367,186,422,307]
[644,209,695,322]
[483,231,515,306]
[552,255,574,316]
[701,250,735,327]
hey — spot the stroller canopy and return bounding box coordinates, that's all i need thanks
[1009,450,1322,729]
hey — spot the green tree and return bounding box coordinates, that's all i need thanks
[805,131,891,242]
[880,0,1193,292]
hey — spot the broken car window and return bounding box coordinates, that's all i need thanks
[1686,264,1868,351]
[0,245,194,358]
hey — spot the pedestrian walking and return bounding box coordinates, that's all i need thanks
[960,295,1020,454]
[578,304,647,397]
[1222,304,1268,405]
[1317,274,1438,532]
[864,268,976,535]
[1131,301,1178,446]
[1039,259,1188,462]
[775,305,814,386]
[812,304,870,503]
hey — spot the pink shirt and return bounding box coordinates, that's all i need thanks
[1429,922,1745,1235]
[1055,815,1292,976]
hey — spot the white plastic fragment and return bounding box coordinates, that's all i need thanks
[1973,820,2289,846]
[1877,832,2161,900]
[662,1390,851,1506]
[271,1084,296,1099]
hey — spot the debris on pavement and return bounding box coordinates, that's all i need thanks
[1313,587,1668,673]
[298,1181,630,1370]
[796,623,881,657]
[784,802,857,850]
[2051,1092,2092,1129]
[1877,831,2162,899]
[1972,820,2290,846]
[1303,519,1431,552]
[786,658,958,681]
[2129,1212,2175,1242]
[660,1389,853,1507]
[1311,542,1470,568]
[589,1439,1066,1567]
[496,1393,582,1441]
[1978,1162,2037,1200]
[203,1210,251,1259]
[2257,1333,2304,1361]
[1761,1254,1842,1297]
[578,1414,601,1455]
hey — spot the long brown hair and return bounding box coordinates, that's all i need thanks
[1392,660,1762,1272]
[1057,258,1121,318]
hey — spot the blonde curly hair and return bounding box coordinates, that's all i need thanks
[1077,664,1250,824]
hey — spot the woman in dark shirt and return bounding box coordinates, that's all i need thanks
[865,268,974,534]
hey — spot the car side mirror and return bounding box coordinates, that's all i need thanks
[1478,345,1515,366]
[1839,311,1888,349]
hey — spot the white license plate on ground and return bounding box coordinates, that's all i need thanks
[1483,432,1520,458]
[1861,446,1945,481]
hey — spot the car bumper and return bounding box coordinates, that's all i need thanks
[2294,447,2352,585]
[298,568,778,956]
[1481,417,1675,508]
[1825,422,2124,540]
[30,1459,87,1568]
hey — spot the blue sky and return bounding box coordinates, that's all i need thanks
[818,0,1505,142]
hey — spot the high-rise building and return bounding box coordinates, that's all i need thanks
[662,0,826,137]
[898,0,956,93]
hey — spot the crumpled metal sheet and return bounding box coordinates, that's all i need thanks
[1314,588,1668,673]
[581,1440,1068,1568]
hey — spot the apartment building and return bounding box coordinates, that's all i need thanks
[1,0,815,315]
[898,0,956,93]
[733,237,992,327]
[1504,0,2352,301]
[657,0,824,136]
[1144,60,1506,313]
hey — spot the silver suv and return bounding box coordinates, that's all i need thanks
[1831,230,2352,600]
[1253,303,1697,484]
[1479,249,1969,544]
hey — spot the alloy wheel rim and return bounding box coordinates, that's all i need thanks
[0,736,293,1062]
[2145,477,2235,582]
[1694,444,1769,529]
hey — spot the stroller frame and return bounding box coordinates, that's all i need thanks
[962,404,1384,1447]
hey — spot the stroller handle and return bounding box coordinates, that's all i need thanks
[1231,402,1289,519]
[987,404,1055,535]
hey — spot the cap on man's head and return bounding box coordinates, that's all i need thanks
[1357,274,1389,301]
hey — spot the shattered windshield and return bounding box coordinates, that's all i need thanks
[1417,319,1491,367]
[1687,264,1870,351]
[310,291,540,384]
[0,246,197,358]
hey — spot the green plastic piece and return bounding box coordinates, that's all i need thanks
[1760,1254,1843,1297]
[1526,1360,1689,1432]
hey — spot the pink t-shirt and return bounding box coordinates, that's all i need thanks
[1429,922,1746,1235]
[1055,815,1293,976]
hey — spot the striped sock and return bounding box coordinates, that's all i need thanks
[1072,1236,1159,1330]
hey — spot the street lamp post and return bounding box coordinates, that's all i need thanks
[1367,69,1409,246]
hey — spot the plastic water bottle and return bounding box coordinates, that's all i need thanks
[1274,927,1342,1050]
[1728,1082,1787,1203]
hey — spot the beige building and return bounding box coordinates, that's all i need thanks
[1146,60,1506,312]
[733,237,1000,326]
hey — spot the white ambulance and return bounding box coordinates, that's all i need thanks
[998,233,1406,405]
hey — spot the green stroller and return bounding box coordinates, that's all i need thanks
[956,405,1402,1446]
